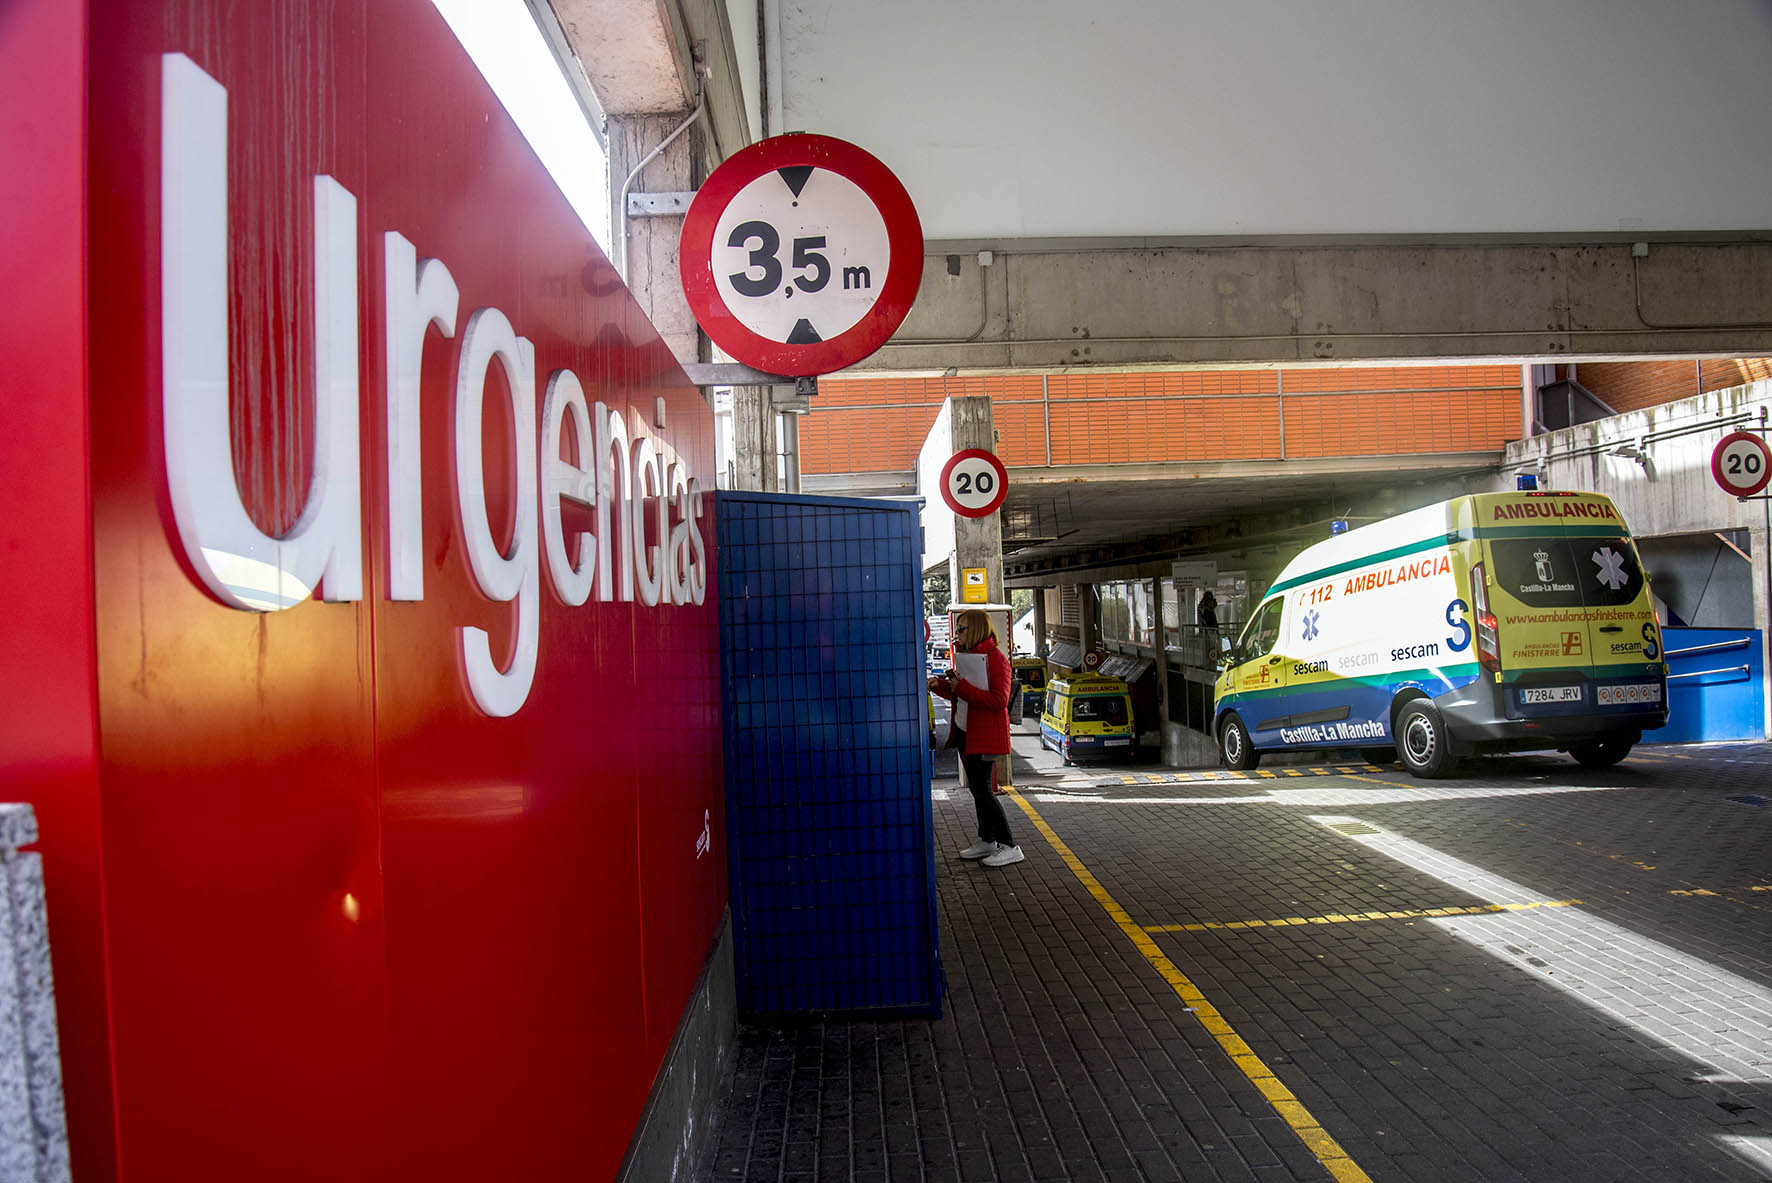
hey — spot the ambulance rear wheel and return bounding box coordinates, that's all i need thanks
[1219,716,1260,770]
[1396,700,1456,779]
[1570,734,1633,769]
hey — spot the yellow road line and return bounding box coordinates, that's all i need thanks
[1674,884,1772,896]
[1006,787,1372,1183]
[1144,898,1581,933]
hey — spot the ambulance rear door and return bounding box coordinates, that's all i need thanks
[1484,533,1650,716]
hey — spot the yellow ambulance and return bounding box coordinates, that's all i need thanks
[1011,655,1049,717]
[1213,490,1667,777]
[1040,672,1135,764]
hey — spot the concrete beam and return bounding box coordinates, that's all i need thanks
[547,0,694,113]
[865,237,1772,373]
[802,470,917,498]
[676,0,752,160]
[543,0,752,157]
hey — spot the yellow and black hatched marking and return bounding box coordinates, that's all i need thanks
[1087,763,1395,786]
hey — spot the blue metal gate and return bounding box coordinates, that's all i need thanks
[1642,626,1766,744]
[716,491,940,1017]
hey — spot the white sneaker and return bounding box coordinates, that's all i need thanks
[983,844,1025,867]
[959,840,998,860]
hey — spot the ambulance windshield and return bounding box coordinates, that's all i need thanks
[1073,695,1129,724]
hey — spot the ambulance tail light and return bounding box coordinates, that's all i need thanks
[1470,562,1501,675]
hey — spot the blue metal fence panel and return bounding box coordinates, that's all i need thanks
[1642,626,1765,744]
[715,491,940,1017]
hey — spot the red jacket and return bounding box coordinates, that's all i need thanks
[934,635,1013,756]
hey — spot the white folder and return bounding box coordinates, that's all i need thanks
[951,652,988,731]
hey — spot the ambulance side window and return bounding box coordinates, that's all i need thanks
[1239,598,1285,660]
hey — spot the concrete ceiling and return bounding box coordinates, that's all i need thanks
[768,0,1772,243]
[546,0,1772,579]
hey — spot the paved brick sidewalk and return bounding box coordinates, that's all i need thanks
[695,741,1772,1182]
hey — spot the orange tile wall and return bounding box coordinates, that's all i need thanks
[1576,359,1772,415]
[799,359,1772,475]
[802,364,1526,474]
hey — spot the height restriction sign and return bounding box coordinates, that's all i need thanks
[680,134,923,377]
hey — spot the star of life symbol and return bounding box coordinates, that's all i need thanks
[1592,546,1628,591]
[1302,609,1321,642]
[1533,549,1554,582]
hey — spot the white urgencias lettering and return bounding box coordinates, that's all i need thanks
[454,309,540,718]
[595,403,634,603]
[161,53,362,611]
[160,54,708,718]
[630,436,664,607]
[540,369,597,606]
[665,460,692,605]
[384,231,459,600]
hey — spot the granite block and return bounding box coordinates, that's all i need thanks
[0,806,69,1183]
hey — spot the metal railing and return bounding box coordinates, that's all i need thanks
[1664,636,1752,681]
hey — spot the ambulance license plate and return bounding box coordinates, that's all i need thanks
[1105,738,1130,746]
[1519,686,1582,705]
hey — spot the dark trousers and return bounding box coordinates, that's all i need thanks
[958,735,1014,845]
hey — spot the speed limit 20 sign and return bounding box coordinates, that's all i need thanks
[940,448,1008,518]
[1712,430,1772,498]
[680,134,923,377]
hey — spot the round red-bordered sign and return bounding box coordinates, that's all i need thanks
[939,448,1009,518]
[680,134,923,377]
[1711,430,1772,497]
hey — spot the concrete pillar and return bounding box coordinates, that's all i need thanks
[1033,590,1048,660]
[730,387,778,492]
[944,397,1004,611]
[1152,574,1172,755]
[779,413,801,494]
[939,396,1013,787]
[606,113,703,372]
[1078,584,1098,657]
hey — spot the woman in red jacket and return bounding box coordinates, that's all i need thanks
[928,609,1024,867]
